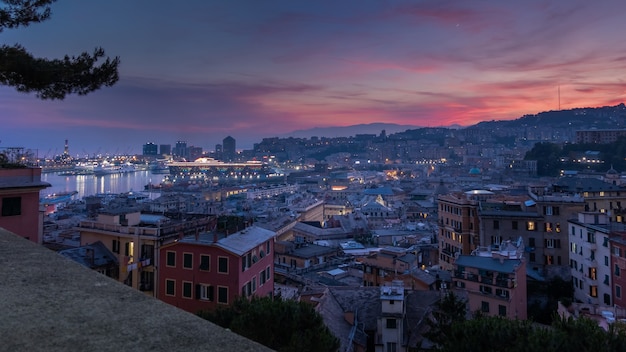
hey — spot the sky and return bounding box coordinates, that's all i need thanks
[1,0,626,156]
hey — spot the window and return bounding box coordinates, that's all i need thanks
[218,286,228,304]
[555,223,561,233]
[260,269,266,285]
[529,253,536,262]
[498,305,507,316]
[605,275,610,285]
[603,237,609,247]
[386,342,397,352]
[481,301,490,313]
[386,318,397,329]
[166,251,176,267]
[183,253,193,269]
[605,256,609,266]
[590,285,598,298]
[251,276,256,293]
[218,257,228,273]
[529,238,535,247]
[200,255,210,271]
[266,267,271,282]
[545,222,553,232]
[165,279,175,296]
[493,220,499,230]
[198,284,214,301]
[613,247,622,257]
[112,239,120,254]
[617,285,622,299]
[615,264,621,277]
[183,281,192,298]
[512,221,518,230]
[1,197,21,216]
[266,241,271,254]
[527,221,536,231]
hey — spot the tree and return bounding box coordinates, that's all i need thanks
[198,296,340,352]
[524,142,563,176]
[435,315,626,352]
[0,0,119,99]
[424,292,468,347]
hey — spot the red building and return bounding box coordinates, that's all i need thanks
[158,226,275,314]
[0,166,50,244]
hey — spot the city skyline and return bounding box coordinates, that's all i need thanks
[2,0,626,154]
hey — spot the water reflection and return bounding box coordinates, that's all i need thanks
[41,171,159,198]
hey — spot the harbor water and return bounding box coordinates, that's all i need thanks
[41,171,166,199]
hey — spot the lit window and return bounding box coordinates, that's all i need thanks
[527,222,536,231]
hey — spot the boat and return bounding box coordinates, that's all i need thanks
[40,191,78,205]
[94,162,136,176]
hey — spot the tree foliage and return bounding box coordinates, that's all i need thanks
[524,142,563,176]
[435,315,626,352]
[0,0,119,99]
[198,296,340,352]
[424,292,468,347]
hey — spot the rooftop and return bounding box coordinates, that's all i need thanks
[0,228,270,352]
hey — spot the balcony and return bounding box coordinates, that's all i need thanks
[585,257,598,268]
[0,228,270,351]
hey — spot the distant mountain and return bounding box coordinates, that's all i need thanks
[283,123,422,139]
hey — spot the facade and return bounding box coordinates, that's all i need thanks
[142,142,158,156]
[223,136,236,162]
[159,144,171,156]
[553,176,626,224]
[568,212,612,306]
[0,166,50,244]
[375,281,406,352]
[173,141,188,160]
[453,240,528,320]
[575,129,626,144]
[360,247,435,290]
[158,226,275,314]
[437,190,486,270]
[611,231,626,308]
[78,209,214,296]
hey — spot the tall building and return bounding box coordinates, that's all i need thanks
[223,136,236,162]
[0,165,51,244]
[569,212,613,306]
[159,144,171,156]
[173,141,188,160]
[214,144,222,160]
[142,142,158,156]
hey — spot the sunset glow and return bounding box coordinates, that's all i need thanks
[1,0,625,154]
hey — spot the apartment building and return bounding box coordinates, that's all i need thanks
[158,226,275,314]
[436,190,486,270]
[453,240,527,320]
[78,209,214,296]
[568,212,612,306]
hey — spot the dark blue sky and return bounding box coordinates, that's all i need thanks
[2,0,626,156]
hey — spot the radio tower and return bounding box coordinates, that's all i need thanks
[63,139,69,157]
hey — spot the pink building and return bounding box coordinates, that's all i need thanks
[158,226,275,314]
[0,166,50,244]
[453,239,528,320]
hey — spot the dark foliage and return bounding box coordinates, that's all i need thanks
[0,0,119,99]
[198,296,340,352]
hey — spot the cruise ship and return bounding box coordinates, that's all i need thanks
[166,157,282,184]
